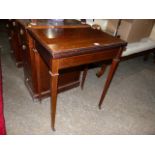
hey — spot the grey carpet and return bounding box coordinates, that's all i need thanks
[1,25,155,134]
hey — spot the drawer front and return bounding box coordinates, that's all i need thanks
[19,28,27,45]
[59,48,119,69]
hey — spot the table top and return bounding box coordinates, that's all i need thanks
[16,19,89,29]
[28,27,127,59]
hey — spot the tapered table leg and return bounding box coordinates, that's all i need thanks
[49,60,59,131]
[81,67,88,90]
[98,58,120,109]
[96,64,107,78]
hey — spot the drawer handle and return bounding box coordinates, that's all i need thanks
[94,42,100,46]
[12,22,16,26]
[6,24,9,28]
[20,29,24,35]
[22,45,26,50]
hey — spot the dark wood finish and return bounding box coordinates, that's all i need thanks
[96,63,107,78]
[16,19,87,100]
[6,20,23,67]
[50,59,59,131]
[81,67,88,90]
[5,20,13,49]
[34,48,42,102]
[29,28,126,59]
[98,48,123,109]
[6,19,89,68]
[28,27,127,130]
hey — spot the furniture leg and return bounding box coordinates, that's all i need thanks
[50,60,59,131]
[96,64,107,78]
[81,67,88,90]
[98,58,120,109]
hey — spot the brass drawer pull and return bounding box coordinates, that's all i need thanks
[12,22,16,26]
[22,45,26,50]
[20,29,24,35]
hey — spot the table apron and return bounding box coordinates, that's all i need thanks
[58,48,119,69]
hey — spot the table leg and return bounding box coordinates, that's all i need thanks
[49,60,59,131]
[98,58,120,109]
[98,47,124,109]
[81,67,88,90]
[96,64,107,78]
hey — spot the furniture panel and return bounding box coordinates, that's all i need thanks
[58,48,118,69]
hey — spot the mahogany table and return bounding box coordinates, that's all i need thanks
[28,27,127,131]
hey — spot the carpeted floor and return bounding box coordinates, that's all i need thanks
[1,23,155,134]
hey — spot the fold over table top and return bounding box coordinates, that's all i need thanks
[28,27,127,59]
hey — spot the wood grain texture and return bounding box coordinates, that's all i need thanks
[28,27,127,59]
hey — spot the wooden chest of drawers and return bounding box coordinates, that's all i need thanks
[12,19,87,100]
[6,19,23,67]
